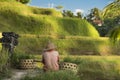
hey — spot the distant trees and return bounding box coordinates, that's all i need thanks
[16,0,31,4]
[62,10,74,17]
[0,0,31,4]
[86,8,106,36]
[76,12,82,19]
[55,5,63,11]
[86,8,102,25]
[100,0,120,36]
[62,10,82,19]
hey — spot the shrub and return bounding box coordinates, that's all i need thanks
[11,52,35,68]
[17,0,30,4]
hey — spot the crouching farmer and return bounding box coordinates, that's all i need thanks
[42,42,59,72]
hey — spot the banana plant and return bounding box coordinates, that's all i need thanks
[109,26,120,43]
[102,0,120,18]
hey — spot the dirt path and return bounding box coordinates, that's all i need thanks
[3,69,41,80]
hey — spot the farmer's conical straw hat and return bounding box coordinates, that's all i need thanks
[44,41,56,51]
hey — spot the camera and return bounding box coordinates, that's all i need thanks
[0,32,19,46]
[0,32,19,53]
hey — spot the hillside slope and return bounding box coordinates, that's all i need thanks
[102,0,120,19]
[0,2,99,37]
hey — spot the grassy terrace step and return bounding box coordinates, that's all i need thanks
[21,34,104,39]
[0,33,119,55]
[0,2,100,55]
[0,2,99,37]
[34,55,120,62]
[14,36,119,55]
[0,2,118,55]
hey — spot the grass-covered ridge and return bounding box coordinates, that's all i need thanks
[15,36,117,55]
[0,2,62,17]
[0,2,99,37]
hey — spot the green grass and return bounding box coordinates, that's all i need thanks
[14,36,119,55]
[30,6,63,17]
[21,70,80,80]
[0,0,16,2]
[21,56,120,80]
[0,50,12,79]
[63,56,120,80]
[0,2,99,37]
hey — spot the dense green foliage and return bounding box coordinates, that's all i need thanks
[86,8,103,35]
[103,0,120,43]
[109,26,120,43]
[87,8,102,21]
[62,10,82,18]
[102,0,120,36]
[86,0,120,37]
[17,0,30,4]
[102,0,120,19]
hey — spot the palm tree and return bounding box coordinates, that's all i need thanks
[102,0,120,37]
[116,0,120,2]
[102,0,120,18]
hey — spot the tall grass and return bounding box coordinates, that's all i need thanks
[57,18,99,37]
[0,50,9,72]
[21,70,80,80]
[11,51,35,69]
[15,36,113,55]
[0,50,11,79]
[63,56,120,80]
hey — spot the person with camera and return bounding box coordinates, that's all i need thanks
[42,42,59,72]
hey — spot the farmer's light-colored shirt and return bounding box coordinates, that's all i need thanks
[42,50,59,71]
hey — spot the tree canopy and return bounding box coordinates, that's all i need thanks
[16,0,31,4]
